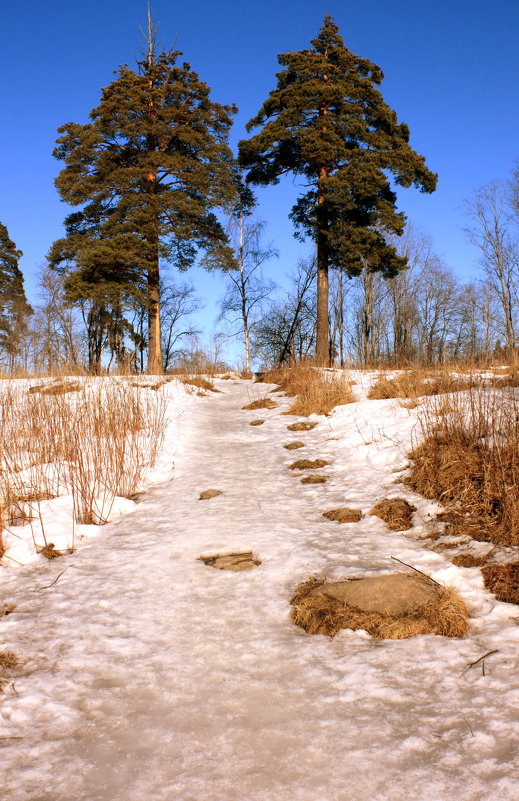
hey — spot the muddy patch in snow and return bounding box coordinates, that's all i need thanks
[198,552,261,571]
[249,419,265,426]
[289,459,329,469]
[242,398,278,411]
[283,441,305,450]
[287,421,317,431]
[291,574,468,639]
[301,474,328,484]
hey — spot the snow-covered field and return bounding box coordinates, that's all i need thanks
[1,375,518,800]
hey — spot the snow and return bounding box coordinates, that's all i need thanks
[1,376,519,800]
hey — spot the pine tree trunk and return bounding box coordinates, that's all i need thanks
[147,247,163,374]
[315,165,330,366]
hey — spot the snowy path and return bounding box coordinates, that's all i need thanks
[1,379,519,800]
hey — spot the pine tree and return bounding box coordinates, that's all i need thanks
[239,16,437,364]
[53,19,238,373]
[0,222,33,370]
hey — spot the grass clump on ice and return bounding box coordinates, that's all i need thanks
[369,498,416,531]
[407,386,519,546]
[242,397,278,411]
[181,376,220,393]
[264,363,354,416]
[481,563,519,605]
[290,576,468,639]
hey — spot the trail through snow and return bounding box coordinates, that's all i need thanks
[1,379,519,800]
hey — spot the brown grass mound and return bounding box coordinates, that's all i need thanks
[264,364,354,416]
[284,441,305,450]
[198,551,261,571]
[40,543,69,559]
[367,371,473,401]
[199,489,223,500]
[301,474,328,484]
[451,554,489,568]
[287,421,317,431]
[481,563,519,604]
[290,575,468,639]
[249,419,265,426]
[242,398,278,410]
[370,498,416,530]
[181,377,220,392]
[289,459,329,469]
[323,507,362,523]
[28,381,82,396]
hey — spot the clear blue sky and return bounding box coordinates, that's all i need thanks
[1,0,518,362]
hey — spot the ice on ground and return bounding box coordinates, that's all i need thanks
[1,376,518,801]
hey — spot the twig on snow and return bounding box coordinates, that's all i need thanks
[462,649,499,676]
[36,570,65,591]
[390,556,442,586]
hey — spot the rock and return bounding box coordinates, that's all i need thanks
[311,573,440,617]
[198,551,261,571]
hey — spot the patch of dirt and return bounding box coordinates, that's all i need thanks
[370,498,416,530]
[249,419,265,426]
[323,508,362,523]
[199,489,223,500]
[289,459,329,469]
[0,603,15,618]
[283,441,305,450]
[242,398,278,411]
[28,382,82,396]
[198,552,261,571]
[301,475,328,484]
[290,574,468,639]
[287,422,317,431]
[481,563,519,604]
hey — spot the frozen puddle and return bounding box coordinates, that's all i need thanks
[1,379,519,800]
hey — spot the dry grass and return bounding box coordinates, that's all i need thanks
[287,421,317,431]
[481,563,519,604]
[407,387,519,546]
[289,459,329,469]
[284,441,305,450]
[290,577,468,639]
[367,370,474,400]
[181,376,220,392]
[323,508,362,523]
[451,554,490,568]
[242,398,278,410]
[301,474,328,484]
[0,649,18,691]
[28,381,82,396]
[264,364,354,416]
[199,489,223,500]
[369,498,416,531]
[249,419,265,426]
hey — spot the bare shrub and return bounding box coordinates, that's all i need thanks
[265,364,354,416]
[407,386,519,546]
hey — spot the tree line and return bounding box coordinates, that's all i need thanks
[0,15,517,374]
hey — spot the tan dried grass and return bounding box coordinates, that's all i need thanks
[287,421,317,431]
[301,474,328,484]
[198,551,261,571]
[28,381,82,396]
[284,441,305,450]
[451,554,489,568]
[290,578,468,639]
[199,489,223,500]
[481,563,519,604]
[242,398,278,410]
[249,419,265,426]
[264,364,354,416]
[370,498,416,531]
[181,377,220,392]
[289,459,329,469]
[368,370,473,400]
[323,508,362,523]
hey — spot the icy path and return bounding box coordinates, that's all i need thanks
[2,380,519,801]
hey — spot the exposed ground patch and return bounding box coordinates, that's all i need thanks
[370,498,416,530]
[198,552,261,571]
[323,508,362,523]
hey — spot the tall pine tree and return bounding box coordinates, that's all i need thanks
[239,16,437,364]
[0,222,33,370]
[53,18,238,373]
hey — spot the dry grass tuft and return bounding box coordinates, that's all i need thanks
[198,551,261,571]
[323,507,362,523]
[264,364,354,416]
[287,421,317,432]
[181,377,220,392]
[40,542,70,559]
[370,498,416,530]
[407,387,519,546]
[290,577,468,639]
[481,563,519,604]
[367,370,473,401]
[289,459,329,469]
[249,419,265,426]
[242,398,278,410]
[199,489,223,500]
[28,381,82,396]
[301,474,328,484]
[0,649,18,690]
[451,554,489,568]
[284,441,305,450]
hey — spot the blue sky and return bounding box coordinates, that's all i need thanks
[1,0,518,363]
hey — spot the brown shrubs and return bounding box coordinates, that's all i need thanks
[289,459,329,469]
[265,364,354,416]
[323,508,362,523]
[407,388,519,546]
[481,563,519,605]
[290,575,468,639]
[370,498,416,530]
[242,398,278,411]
